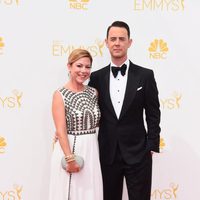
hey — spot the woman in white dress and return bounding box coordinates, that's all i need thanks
[49,49,103,200]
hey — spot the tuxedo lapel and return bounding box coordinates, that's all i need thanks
[119,63,140,120]
[101,66,118,119]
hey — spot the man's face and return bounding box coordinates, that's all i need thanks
[106,27,132,60]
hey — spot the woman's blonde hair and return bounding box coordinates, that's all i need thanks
[68,49,93,66]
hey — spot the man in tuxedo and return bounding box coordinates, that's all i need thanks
[88,21,161,200]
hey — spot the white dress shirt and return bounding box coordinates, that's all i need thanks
[109,60,129,118]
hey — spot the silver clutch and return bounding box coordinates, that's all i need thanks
[61,155,84,170]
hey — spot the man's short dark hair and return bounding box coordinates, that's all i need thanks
[106,21,130,39]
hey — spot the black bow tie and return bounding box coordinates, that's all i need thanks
[111,64,127,78]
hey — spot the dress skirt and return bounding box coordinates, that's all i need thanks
[48,131,103,200]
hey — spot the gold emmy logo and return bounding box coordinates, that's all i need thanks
[12,89,23,107]
[14,185,23,200]
[0,136,7,154]
[69,0,90,2]
[134,0,184,11]
[151,183,178,199]
[160,92,182,110]
[148,39,169,59]
[95,39,104,56]
[159,137,165,151]
[52,39,105,57]
[0,185,23,200]
[0,37,5,55]
[68,0,90,10]
[0,90,23,108]
[0,0,19,5]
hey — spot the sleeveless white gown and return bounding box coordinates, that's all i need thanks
[49,86,103,200]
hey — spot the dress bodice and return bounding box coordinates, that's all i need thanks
[59,86,101,135]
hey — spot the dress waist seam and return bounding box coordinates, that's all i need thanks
[68,128,96,135]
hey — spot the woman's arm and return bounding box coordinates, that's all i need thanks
[52,91,80,173]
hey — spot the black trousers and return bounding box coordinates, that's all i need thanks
[101,145,152,200]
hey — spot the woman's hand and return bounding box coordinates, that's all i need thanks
[66,161,80,173]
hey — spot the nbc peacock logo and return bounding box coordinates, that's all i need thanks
[0,136,7,154]
[0,37,5,55]
[148,39,169,59]
[68,0,90,10]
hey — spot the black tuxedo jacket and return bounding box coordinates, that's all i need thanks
[88,61,161,165]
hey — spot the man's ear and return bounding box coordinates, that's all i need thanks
[128,38,133,48]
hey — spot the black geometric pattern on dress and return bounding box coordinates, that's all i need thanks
[59,86,101,135]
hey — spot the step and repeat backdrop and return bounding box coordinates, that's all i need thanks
[1,1,200,200]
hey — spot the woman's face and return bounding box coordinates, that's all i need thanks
[68,57,91,84]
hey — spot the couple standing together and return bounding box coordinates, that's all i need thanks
[49,21,161,200]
